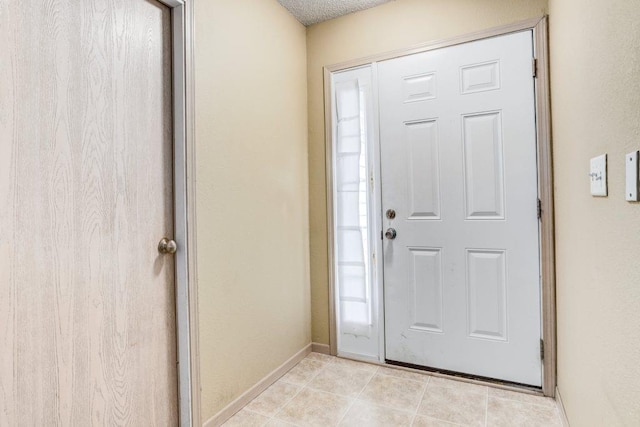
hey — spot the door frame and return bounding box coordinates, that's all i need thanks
[157,0,199,425]
[323,16,556,396]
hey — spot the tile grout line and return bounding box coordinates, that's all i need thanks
[249,354,557,427]
[411,374,431,426]
[303,357,382,395]
[335,364,380,426]
[294,358,552,427]
[484,387,489,427]
[268,356,336,426]
[263,382,303,426]
[296,366,432,421]
[421,379,490,426]
[344,396,423,416]
[227,407,272,426]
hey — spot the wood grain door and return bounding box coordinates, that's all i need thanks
[379,31,542,386]
[0,0,178,424]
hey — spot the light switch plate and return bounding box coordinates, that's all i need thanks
[626,151,639,201]
[590,154,607,197]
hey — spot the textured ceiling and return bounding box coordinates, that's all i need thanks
[277,0,395,26]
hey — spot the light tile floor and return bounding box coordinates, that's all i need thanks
[223,353,562,427]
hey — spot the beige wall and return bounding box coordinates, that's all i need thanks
[549,0,640,425]
[307,0,548,345]
[192,0,640,423]
[194,0,310,422]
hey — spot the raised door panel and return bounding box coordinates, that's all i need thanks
[405,120,441,220]
[408,248,444,333]
[403,72,437,103]
[462,111,505,220]
[460,60,501,94]
[466,249,508,341]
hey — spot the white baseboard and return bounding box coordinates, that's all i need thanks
[311,342,331,355]
[203,343,312,427]
[556,386,570,426]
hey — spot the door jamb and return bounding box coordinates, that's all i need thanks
[323,16,556,396]
[157,0,200,425]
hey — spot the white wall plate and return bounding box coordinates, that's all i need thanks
[590,154,607,197]
[626,151,639,201]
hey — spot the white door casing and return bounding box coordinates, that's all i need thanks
[379,31,542,386]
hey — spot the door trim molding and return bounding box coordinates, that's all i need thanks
[323,67,339,358]
[323,16,545,73]
[323,16,556,396]
[532,17,557,398]
[185,2,201,426]
[157,0,199,425]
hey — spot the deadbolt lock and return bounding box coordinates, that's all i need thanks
[386,209,396,219]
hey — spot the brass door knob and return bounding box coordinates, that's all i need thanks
[158,237,177,254]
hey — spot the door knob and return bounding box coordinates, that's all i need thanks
[385,228,397,240]
[158,237,177,254]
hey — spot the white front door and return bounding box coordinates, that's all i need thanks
[379,31,542,386]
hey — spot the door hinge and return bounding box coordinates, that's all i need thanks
[540,339,545,360]
[532,58,538,78]
[537,198,542,220]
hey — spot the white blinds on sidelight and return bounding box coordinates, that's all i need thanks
[334,75,373,338]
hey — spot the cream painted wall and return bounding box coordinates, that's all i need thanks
[549,0,640,425]
[194,0,310,422]
[306,0,548,345]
